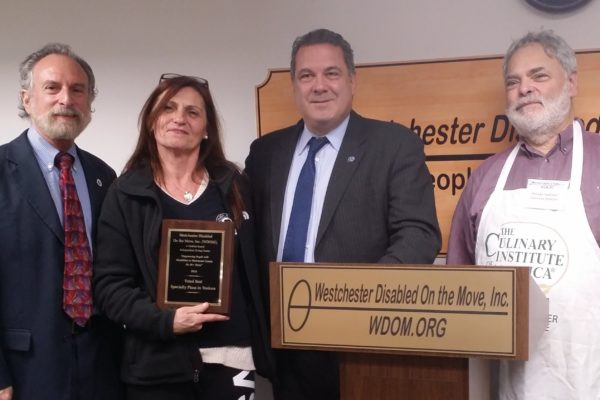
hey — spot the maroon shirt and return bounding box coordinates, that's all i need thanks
[447,122,600,264]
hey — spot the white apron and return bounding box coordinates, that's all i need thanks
[475,122,600,399]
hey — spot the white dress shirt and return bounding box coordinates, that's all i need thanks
[277,115,350,262]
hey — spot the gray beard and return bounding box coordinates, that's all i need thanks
[31,109,90,142]
[506,85,572,146]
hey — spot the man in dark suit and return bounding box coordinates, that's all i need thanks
[0,44,122,400]
[245,28,441,400]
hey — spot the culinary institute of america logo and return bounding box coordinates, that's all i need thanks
[484,222,569,293]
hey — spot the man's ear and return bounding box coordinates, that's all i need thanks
[21,89,32,114]
[568,72,578,97]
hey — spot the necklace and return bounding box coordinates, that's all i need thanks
[158,168,209,204]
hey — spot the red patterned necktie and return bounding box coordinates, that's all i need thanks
[55,152,92,327]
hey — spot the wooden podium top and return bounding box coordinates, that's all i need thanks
[270,262,548,361]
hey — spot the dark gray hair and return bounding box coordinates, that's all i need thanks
[503,30,577,81]
[18,43,97,118]
[290,28,355,78]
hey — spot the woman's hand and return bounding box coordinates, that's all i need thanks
[173,302,229,334]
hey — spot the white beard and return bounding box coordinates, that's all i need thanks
[31,106,91,142]
[506,83,572,146]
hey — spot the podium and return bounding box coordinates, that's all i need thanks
[269,263,548,400]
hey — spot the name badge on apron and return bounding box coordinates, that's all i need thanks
[524,179,569,211]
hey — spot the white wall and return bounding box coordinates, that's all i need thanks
[1,0,598,172]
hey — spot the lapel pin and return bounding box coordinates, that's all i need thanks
[96,179,103,187]
[347,156,355,163]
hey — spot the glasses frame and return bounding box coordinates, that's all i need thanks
[159,73,209,87]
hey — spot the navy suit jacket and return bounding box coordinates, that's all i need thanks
[0,131,122,400]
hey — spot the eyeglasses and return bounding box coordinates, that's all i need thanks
[159,73,209,87]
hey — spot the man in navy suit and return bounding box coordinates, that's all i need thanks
[0,44,122,400]
[245,29,441,400]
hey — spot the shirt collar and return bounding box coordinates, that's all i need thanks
[519,120,574,158]
[27,126,79,172]
[296,114,350,155]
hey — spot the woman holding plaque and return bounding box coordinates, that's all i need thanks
[93,74,273,399]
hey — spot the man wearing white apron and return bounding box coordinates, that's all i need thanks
[447,30,600,399]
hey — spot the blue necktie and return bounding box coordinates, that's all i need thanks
[282,137,329,262]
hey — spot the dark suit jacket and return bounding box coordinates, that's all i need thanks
[0,131,122,400]
[246,111,440,271]
[245,111,441,398]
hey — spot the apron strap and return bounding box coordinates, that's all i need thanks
[494,141,521,192]
[570,121,583,192]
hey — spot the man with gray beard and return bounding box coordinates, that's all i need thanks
[447,30,600,399]
[0,44,122,400]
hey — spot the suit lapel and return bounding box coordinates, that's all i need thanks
[316,112,366,245]
[269,124,302,256]
[78,150,104,225]
[7,132,64,243]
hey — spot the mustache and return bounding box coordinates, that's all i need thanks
[50,107,83,119]
[510,96,543,111]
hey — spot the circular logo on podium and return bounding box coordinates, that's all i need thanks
[287,279,312,332]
